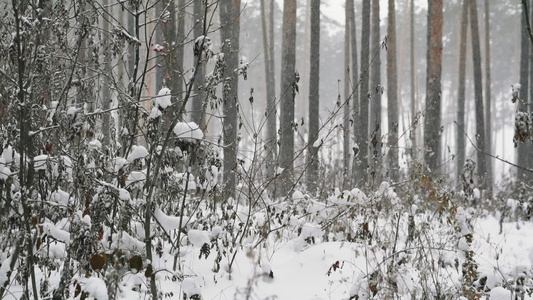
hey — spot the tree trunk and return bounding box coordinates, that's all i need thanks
[192,0,206,127]
[279,0,297,196]
[307,0,320,194]
[102,0,111,146]
[457,0,468,182]
[343,0,352,189]
[260,0,277,185]
[518,0,530,181]
[353,0,371,184]
[484,0,493,188]
[279,0,298,196]
[410,0,417,160]
[424,0,443,173]
[156,0,183,123]
[529,1,533,182]
[369,0,381,183]
[469,0,488,188]
[387,0,399,182]
[176,0,185,111]
[220,0,241,199]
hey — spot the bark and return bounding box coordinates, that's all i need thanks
[156,1,165,91]
[410,0,417,159]
[220,0,241,199]
[192,0,206,127]
[518,0,530,180]
[350,1,358,125]
[457,0,468,182]
[387,0,399,182]
[529,0,533,181]
[307,0,320,194]
[176,0,185,106]
[469,0,489,187]
[260,0,277,183]
[102,0,111,146]
[369,0,381,181]
[424,0,443,173]
[484,0,493,187]
[157,0,183,123]
[353,0,371,184]
[12,2,39,298]
[279,0,297,196]
[343,0,352,189]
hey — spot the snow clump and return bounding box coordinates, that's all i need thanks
[173,122,203,140]
[154,87,171,109]
[127,145,149,162]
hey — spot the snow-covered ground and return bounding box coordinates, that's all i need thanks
[2,185,533,300]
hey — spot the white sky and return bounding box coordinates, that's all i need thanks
[274,0,429,26]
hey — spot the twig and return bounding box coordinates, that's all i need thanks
[454,121,533,173]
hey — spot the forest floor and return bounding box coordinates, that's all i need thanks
[3,188,533,300]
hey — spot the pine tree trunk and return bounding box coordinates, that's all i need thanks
[353,0,371,184]
[484,0,493,188]
[176,0,185,110]
[192,0,206,127]
[369,0,381,183]
[424,0,443,173]
[220,0,241,199]
[279,0,297,196]
[410,0,417,160]
[260,0,277,185]
[156,0,183,123]
[469,0,488,188]
[307,0,320,194]
[387,0,399,182]
[102,0,111,146]
[457,0,468,182]
[343,0,352,189]
[529,1,533,182]
[518,0,530,181]
[524,1,533,183]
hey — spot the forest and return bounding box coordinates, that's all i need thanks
[0,0,533,299]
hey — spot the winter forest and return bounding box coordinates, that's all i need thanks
[1,0,533,299]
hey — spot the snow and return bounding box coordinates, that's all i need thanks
[292,190,305,201]
[106,231,145,252]
[127,145,149,162]
[181,277,203,298]
[187,229,210,247]
[173,122,203,140]
[350,188,368,202]
[4,202,533,299]
[276,166,284,175]
[0,256,11,287]
[155,87,172,109]
[76,276,109,300]
[0,166,10,180]
[118,188,130,201]
[126,170,146,186]
[199,165,218,190]
[114,156,127,172]
[149,107,162,119]
[66,106,78,118]
[42,222,71,244]
[312,137,323,147]
[2,146,13,163]
[49,189,70,206]
[153,44,164,52]
[154,207,190,232]
[88,139,102,150]
[34,154,49,170]
[489,286,512,299]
